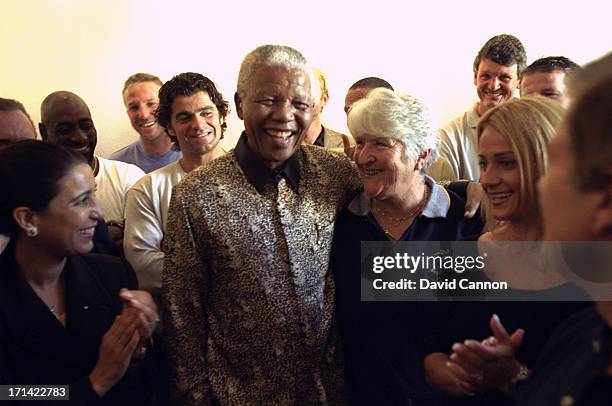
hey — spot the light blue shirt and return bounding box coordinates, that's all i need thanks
[110,140,181,173]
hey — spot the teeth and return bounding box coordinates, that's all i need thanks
[489,192,512,203]
[139,121,155,128]
[194,131,212,138]
[79,226,95,236]
[362,169,381,177]
[267,129,292,139]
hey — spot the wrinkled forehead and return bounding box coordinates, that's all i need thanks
[248,65,312,94]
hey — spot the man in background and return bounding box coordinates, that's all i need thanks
[111,73,181,173]
[0,97,37,253]
[124,72,227,294]
[39,91,144,248]
[439,34,526,180]
[520,56,580,107]
[302,68,346,148]
[344,76,394,114]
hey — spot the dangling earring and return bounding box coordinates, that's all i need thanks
[26,227,38,237]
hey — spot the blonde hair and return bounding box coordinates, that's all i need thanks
[477,96,564,235]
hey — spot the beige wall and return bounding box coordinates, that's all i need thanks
[1,0,611,156]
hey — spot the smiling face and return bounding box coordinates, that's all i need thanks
[235,65,313,169]
[475,58,519,115]
[123,81,164,142]
[167,91,222,158]
[354,133,416,201]
[41,96,97,164]
[31,163,102,257]
[521,70,568,107]
[478,126,522,222]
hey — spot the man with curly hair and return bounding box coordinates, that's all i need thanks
[123,72,227,294]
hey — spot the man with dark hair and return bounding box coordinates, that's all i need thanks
[0,97,37,149]
[110,72,181,173]
[344,76,394,114]
[124,72,227,294]
[302,68,347,149]
[520,56,580,107]
[39,91,144,247]
[162,45,359,405]
[440,34,526,180]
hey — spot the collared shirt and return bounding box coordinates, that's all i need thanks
[332,175,483,405]
[346,175,481,241]
[312,126,346,150]
[162,141,360,405]
[439,103,480,181]
[234,131,299,193]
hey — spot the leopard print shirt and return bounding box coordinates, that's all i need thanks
[162,145,360,405]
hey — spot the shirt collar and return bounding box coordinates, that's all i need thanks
[468,102,481,129]
[313,126,326,147]
[234,131,300,194]
[348,175,450,218]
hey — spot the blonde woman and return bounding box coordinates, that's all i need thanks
[425,97,590,402]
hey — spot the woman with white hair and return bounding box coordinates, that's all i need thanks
[331,88,482,405]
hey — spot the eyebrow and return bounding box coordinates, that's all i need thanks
[478,151,515,158]
[69,189,92,204]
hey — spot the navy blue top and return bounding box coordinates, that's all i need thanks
[332,177,483,406]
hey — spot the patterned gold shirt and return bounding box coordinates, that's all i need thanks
[162,141,360,405]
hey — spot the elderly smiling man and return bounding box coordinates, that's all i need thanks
[162,45,359,405]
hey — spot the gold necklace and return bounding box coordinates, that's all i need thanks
[373,183,432,240]
[373,183,431,222]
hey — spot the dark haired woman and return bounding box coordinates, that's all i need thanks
[0,140,160,404]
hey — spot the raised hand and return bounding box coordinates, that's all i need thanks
[88,309,142,397]
[119,288,159,340]
[447,314,525,393]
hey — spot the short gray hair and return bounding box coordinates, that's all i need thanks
[347,88,438,168]
[237,45,310,96]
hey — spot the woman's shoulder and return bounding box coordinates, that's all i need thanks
[69,254,138,290]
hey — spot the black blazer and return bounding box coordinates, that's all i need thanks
[0,245,156,405]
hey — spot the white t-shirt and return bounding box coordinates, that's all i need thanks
[124,160,186,293]
[95,156,145,222]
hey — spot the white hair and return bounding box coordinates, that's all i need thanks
[237,45,312,96]
[347,88,438,168]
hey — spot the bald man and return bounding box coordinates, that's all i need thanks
[39,91,144,246]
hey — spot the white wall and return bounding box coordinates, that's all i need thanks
[1,0,610,156]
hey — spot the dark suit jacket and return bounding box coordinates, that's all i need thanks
[0,244,156,405]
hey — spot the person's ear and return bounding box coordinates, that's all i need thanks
[12,207,37,234]
[592,178,612,238]
[414,149,432,171]
[319,93,329,112]
[234,92,244,120]
[39,123,48,141]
